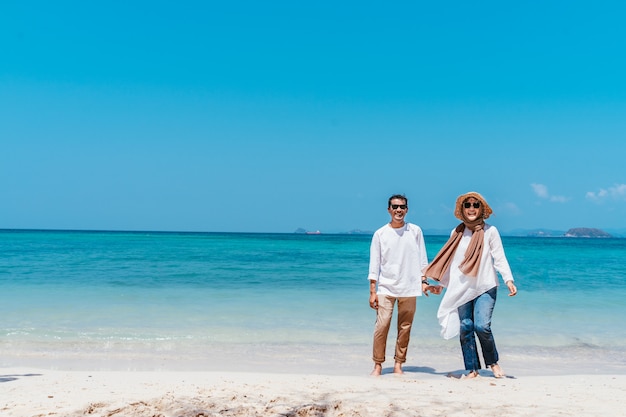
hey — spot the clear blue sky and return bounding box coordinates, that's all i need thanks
[2,1,625,234]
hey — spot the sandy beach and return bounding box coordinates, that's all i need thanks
[3,340,626,417]
[2,367,625,417]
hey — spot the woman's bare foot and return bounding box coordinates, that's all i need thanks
[393,362,404,375]
[370,363,382,376]
[461,370,479,379]
[490,363,505,378]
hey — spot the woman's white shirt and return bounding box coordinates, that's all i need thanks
[437,224,514,339]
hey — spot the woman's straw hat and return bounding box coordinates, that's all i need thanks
[454,191,493,221]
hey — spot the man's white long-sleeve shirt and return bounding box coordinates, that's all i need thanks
[368,223,429,297]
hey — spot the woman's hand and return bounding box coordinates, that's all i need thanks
[506,280,517,296]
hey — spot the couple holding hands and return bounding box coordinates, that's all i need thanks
[368,192,518,379]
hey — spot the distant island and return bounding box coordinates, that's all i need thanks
[564,227,612,238]
[294,228,321,235]
[344,229,373,235]
[494,227,614,238]
[524,229,564,237]
[294,228,373,235]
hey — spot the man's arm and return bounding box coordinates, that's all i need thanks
[368,232,381,310]
[369,280,378,309]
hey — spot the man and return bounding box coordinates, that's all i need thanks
[368,194,440,375]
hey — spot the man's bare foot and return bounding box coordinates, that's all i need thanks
[490,363,505,378]
[393,362,404,375]
[370,363,382,376]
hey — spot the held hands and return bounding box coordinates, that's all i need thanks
[422,282,443,297]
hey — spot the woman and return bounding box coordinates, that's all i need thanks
[424,191,517,379]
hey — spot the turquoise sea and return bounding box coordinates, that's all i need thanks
[1,230,625,375]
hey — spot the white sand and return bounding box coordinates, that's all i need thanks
[3,368,626,417]
[3,342,626,416]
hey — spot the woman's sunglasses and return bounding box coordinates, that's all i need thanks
[463,202,481,209]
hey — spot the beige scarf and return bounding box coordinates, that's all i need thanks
[424,218,485,280]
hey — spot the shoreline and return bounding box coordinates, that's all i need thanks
[2,341,626,376]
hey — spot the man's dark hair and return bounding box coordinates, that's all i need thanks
[388,194,408,208]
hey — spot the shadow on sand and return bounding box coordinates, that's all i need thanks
[380,366,517,379]
[0,373,43,383]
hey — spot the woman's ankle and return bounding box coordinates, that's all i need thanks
[465,370,479,378]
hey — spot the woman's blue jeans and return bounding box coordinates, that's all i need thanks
[457,286,499,371]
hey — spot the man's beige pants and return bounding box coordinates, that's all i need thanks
[372,295,416,364]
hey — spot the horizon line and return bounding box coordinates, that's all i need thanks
[1,227,622,238]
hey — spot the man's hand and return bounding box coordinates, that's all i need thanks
[369,293,379,309]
